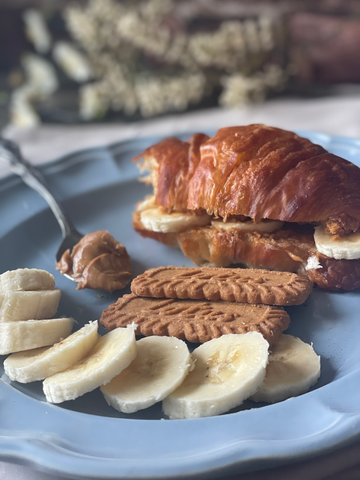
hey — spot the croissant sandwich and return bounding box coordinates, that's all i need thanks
[132,124,360,291]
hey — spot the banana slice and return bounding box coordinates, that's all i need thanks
[162,332,269,419]
[43,327,137,403]
[0,289,61,322]
[0,268,55,292]
[140,207,211,233]
[101,336,192,414]
[314,225,360,260]
[136,195,156,211]
[251,334,321,403]
[211,218,284,233]
[0,317,74,355]
[4,321,99,383]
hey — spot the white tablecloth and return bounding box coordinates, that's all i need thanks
[1,95,360,480]
[3,95,360,177]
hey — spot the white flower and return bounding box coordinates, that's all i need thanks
[9,54,58,128]
[219,65,287,108]
[134,73,206,117]
[79,82,108,120]
[22,54,58,98]
[64,6,99,52]
[10,96,40,128]
[53,42,92,83]
[23,9,51,54]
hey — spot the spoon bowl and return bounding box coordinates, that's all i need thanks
[0,137,83,282]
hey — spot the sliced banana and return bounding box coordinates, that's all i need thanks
[140,206,211,233]
[211,218,284,233]
[4,321,99,383]
[0,317,74,355]
[251,334,321,404]
[136,195,156,211]
[0,268,55,292]
[314,225,360,260]
[0,289,61,322]
[43,327,137,403]
[162,332,269,419]
[101,336,192,414]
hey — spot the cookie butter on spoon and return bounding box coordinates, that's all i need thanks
[56,231,132,293]
[0,140,132,293]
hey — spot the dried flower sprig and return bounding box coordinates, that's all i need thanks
[23,9,51,55]
[220,65,288,107]
[11,0,287,126]
[10,54,58,127]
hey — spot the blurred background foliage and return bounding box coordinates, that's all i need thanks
[1,0,360,127]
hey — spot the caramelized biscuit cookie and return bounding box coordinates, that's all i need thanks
[131,266,313,305]
[100,294,290,346]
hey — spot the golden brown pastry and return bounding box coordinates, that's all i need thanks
[133,125,360,291]
[134,133,208,213]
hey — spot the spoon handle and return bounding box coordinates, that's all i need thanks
[0,138,77,238]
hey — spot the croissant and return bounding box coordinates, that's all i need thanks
[133,125,360,291]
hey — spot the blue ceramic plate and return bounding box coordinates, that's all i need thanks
[0,131,360,479]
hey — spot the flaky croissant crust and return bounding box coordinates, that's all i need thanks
[135,125,360,236]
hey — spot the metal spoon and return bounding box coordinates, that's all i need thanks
[0,137,82,281]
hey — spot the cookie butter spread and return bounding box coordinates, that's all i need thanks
[56,231,132,293]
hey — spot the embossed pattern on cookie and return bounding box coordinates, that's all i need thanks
[100,294,290,346]
[131,266,313,305]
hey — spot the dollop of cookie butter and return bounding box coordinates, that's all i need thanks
[56,231,132,293]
